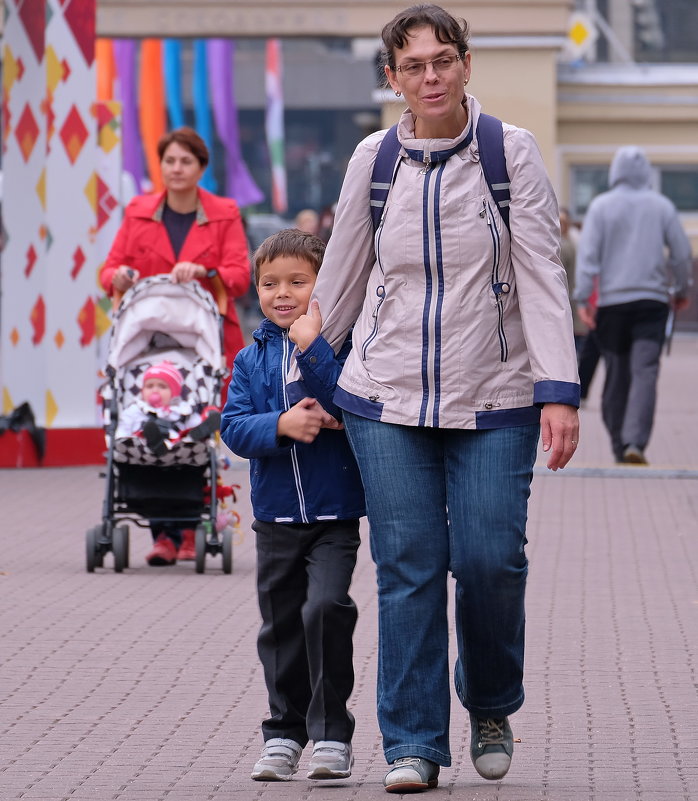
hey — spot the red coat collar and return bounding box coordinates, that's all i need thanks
[126,187,234,224]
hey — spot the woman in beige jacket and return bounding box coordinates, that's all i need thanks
[289,4,580,791]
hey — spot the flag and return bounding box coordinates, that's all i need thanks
[193,39,216,192]
[265,39,287,214]
[207,39,263,207]
[138,39,166,192]
[163,39,185,130]
[113,39,145,192]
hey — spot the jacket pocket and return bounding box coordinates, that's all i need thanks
[360,284,385,361]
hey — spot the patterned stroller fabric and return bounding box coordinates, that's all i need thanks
[102,276,225,467]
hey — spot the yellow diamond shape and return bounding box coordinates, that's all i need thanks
[3,387,14,415]
[54,329,65,348]
[46,390,58,428]
[36,168,47,210]
[10,327,19,345]
[84,172,97,213]
[570,21,589,47]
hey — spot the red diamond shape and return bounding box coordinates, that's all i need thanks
[15,103,40,162]
[59,105,88,164]
[25,244,38,277]
[71,246,86,279]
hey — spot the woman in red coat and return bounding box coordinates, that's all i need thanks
[101,126,251,372]
[101,127,250,566]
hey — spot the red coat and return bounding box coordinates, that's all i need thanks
[101,187,251,368]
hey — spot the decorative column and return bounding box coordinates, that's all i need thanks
[2,0,104,459]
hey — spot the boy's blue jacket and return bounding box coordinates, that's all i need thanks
[220,319,366,524]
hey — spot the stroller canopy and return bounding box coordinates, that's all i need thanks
[107,276,223,371]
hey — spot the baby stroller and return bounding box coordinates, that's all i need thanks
[86,275,235,574]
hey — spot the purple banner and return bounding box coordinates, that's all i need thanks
[113,39,145,193]
[207,39,264,208]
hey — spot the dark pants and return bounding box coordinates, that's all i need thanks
[577,330,602,400]
[253,518,360,745]
[595,300,668,460]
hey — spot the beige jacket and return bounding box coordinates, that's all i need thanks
[292,96,579,429]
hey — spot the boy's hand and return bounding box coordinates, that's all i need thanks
[289,300,322,351]
[278,397,327,443]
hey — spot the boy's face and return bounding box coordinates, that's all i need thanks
[257,255,317,329]
[142,377,172,407]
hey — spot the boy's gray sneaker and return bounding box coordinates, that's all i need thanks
[469,714,514,780]
[251,738,303,781]
[384,756,439,792]
[307,740,353,779]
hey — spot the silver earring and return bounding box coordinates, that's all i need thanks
[395,90,402,97]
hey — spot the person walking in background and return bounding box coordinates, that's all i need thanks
[559,207,586,352]
[101,127,251,377]
[221,229,365,783]
[574,146,692,465]
[288,3,579,791]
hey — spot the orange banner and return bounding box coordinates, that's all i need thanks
[138,39,166,192]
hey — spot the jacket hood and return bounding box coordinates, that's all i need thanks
[609,146,652,189]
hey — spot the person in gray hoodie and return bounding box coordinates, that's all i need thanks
[574,146,692,465]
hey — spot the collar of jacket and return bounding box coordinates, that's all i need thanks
[403,125,473,165]
[127,187,234,225]
[253,318,288,344]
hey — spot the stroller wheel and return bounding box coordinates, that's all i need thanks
[113,525,129,573]
[195,524,207,574]
[86,526,101,573]
[222,527,233,575]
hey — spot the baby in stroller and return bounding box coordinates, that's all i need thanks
[97,275,228,569]
[116,360,220,457]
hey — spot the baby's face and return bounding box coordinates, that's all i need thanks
[142,377,172,408]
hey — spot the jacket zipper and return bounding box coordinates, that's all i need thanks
[281,332,309,522]
[484,198,508,362]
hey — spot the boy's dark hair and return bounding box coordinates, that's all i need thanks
[157,127,210,168]
[381,4,470,78]
[254,228,326,285]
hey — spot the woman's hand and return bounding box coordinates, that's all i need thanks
[540,403,579,471]
[171,261,206,283]
[289,300,322,351]
[112,265,140,293]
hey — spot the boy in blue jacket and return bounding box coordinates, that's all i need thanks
[220,229,365,783]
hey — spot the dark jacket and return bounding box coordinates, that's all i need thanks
[221,319,365,524]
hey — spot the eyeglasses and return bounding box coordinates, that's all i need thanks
[394,53,463,78]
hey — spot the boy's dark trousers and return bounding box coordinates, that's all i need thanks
[253,518,360,746]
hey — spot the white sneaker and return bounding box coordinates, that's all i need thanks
[251,738,303,781]
[307,740,353,779]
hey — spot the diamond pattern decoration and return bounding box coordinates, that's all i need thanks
[59,104,88,164]
[25,244,38,277]
[17,0,45,63]
[35,167,46,209]
[10,328,20,346]
[77,296,96,347]
[63,0,95,67]
[15,103,40,162]
[71,246,86,279]
[31,295,46,345]
[54,329,65,349]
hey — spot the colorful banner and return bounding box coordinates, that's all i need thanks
[96,38,115,101]
[265,39,288,214]
[163,38,185,130]
[138,38,166,192]
[192,39,216,192]
[207,39,263,207]
[113,39,144,192]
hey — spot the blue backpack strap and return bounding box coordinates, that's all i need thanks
[476,112,510,233]
[370,125,401,232]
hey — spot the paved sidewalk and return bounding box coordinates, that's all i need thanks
[1,335,697,801]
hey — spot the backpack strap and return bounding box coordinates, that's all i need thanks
[369,114,511,234]
[475,112,511,233]
[370,124,401,232]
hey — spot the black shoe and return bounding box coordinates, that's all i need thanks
[188,411,221,442]
[143,420,168,456]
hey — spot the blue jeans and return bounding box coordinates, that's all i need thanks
[343,413,539,766]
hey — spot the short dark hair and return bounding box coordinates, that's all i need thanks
[157,127,209,168]
[381,3,470,76]
[254,228,326,285]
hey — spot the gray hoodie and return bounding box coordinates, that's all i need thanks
[574,146,692,307]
